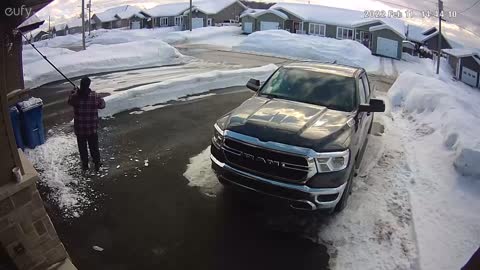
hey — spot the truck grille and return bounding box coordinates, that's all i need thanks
[223,138,309,183]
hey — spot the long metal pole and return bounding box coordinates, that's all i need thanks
[436,0,443,74]
[88,0,91,35]
[81,0,86,50]
[189,0,192,31]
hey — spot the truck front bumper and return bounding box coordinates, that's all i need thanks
[210,149,347,211]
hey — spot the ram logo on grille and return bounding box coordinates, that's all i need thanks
[242,152,281,167]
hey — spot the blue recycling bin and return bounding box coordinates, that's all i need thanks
[9,106,25,150]
[17,97,45,149]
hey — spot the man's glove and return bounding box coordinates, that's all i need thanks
[71,86,79,94]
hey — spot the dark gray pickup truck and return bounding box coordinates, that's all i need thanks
[210,62,385,213]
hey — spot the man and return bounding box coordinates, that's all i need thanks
[68,77,106,171]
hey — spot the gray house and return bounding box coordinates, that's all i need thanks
[52,23,67,36]
[141,3,191,30]
[443,49,480,88]
[65,18,85,34]
[241,3,406,59]
[91,5,144,30]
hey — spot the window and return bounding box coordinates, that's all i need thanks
[160,17,168,26]
[259,67,356,112]
[358,78,367,104]
[337,27,354,40]
[309,23,326,36]
[362,74,370,99]
[175,16,184,26]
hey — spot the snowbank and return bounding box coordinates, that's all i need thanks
[183,146,220,197]
[161,26,242,45]
[23,39,188,89]
[389,71,480,178]
[389,71,480,270]
[87,27,176,45]
[23,47,75,65]
[24,132,93,217]
[100,64,277,117]
[233,30,380,72]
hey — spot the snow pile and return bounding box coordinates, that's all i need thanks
[389,71,480,178]
[161,26,242,45]
[100,64,277,117]
[233,30,380,72]
[30,34,83,48]
[183,146,221,197]
[23,47,75,65]
[23,39,188,89]
[389,71,480,270]
[87,27,176,46]
[24,131,93,218]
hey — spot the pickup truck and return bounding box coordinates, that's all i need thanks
[210,62,385,213]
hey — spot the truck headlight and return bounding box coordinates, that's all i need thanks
[315,150,350,173]
[212,123,224,146]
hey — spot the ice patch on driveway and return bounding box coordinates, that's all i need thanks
[183,146,221,197]
[24,131,94,218]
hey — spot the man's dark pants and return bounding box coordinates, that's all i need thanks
[76,133,100,167]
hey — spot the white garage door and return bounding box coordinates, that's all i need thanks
[376,37,399,59]
[244,22,253,34]
[131,21,141,29]
[461,67,478,87]
[192,18,204,29]
[260,21,279,31]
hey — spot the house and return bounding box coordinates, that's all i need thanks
[32,30,50,42]
[407,25,452,54]
[65,18,85,34]
[91,5,144,29]
[52,23,68,36]
[241,3,406,59]
[443,48,480,88]
[186,0,248,27]
[141,3,191,30]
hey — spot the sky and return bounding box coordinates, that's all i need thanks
[34,0,480,49]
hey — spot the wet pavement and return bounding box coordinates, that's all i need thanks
[36,85,330,270]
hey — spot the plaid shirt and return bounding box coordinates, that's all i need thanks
[68,90,106,136]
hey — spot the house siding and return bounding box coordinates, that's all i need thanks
[371,28,403,59]
[423,34,452,52]
[255,13,285,31]
[192,10,208,27]
[209,1,246,24]
[447,55,460,78]
[241,16,256,32]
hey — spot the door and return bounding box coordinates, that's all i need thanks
[192,18,204,29]
[244,22,253,34]
[376,37,399,59]
[131,21,141,29]
[461,66,478,87]
[260,21,279,31]
[207,18,212,26]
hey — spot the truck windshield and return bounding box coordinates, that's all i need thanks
[259,67,356,112]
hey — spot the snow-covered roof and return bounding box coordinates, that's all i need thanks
[442,48,479,58]
[66,18,83,28]
[241,8,265,16]
[271,3,365,27]
[407,24,452,48]
[94,5,142,22]
[116,8,145,19]
[422,26,437,35]
[192,0,247,15]
[143,2,191,17]
[370,23,406,39]
[54,23,67,31]
[240,9,288,20]
[18,15,43,29]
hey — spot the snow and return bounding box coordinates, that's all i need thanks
[94,5,142,22]
[161,26,243,45]
[388,71,480,269]
[100,64,277,117]
[144,2,190,17]
[193,0,245,15]
[183,146,221,197]
[442,48,478,58]
[23,46,74,65]
[85,27,177,45]
[24,131,94,218]
[17,97,43,111]
[240,9,288,20]
[234,30,380,72]
[23,39,188,89]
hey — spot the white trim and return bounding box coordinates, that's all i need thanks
[336,26,354,40]
[207,18,213,26]
[174,15,184,26]
[308,23,326,36]
[369,24,406,39]
[160,17,168,26]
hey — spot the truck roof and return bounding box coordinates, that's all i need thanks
[283,62,363,77]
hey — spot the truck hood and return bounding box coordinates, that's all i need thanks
[221,96,354,151]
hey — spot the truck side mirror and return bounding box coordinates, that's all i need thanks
[246,79,260,92]
[359,98,385,113]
